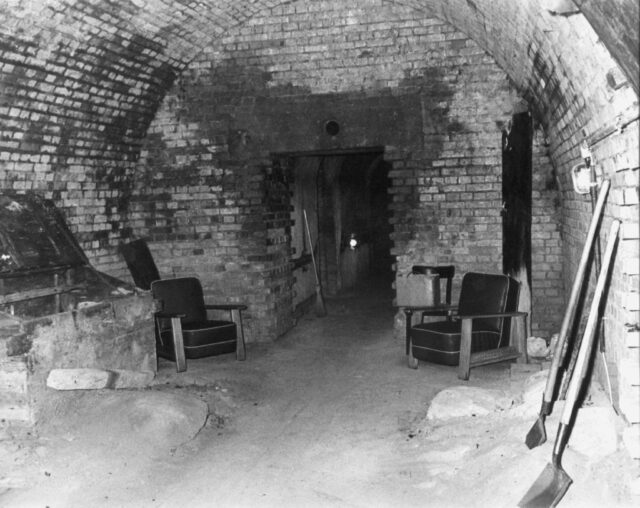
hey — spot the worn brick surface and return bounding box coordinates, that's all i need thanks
[136,2,534,343]
[0,0,637,430]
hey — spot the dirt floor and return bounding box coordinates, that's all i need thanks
[0,280,637,507]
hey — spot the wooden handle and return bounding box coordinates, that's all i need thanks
[543,179,610,402]
[303,209,320,286]
[560,220,620,425]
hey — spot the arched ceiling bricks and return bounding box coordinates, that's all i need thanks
[0,0,638,162]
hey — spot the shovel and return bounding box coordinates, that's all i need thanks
[524,179,610,449]
[518,220,619,507]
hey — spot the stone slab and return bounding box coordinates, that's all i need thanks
[46,368,155,390]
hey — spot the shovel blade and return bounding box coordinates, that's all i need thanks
[525,416,547,449]
[518,462,572,508]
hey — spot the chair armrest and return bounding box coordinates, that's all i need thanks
[457,311,527,320]
[204,304,248,311]
[399,304,457,313]
[424,304,458,314]
[155,311,187,319]
[204,303,247,361]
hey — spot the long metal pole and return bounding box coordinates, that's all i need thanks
[541,179,610,412]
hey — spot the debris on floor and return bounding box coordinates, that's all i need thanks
[0,284,637,507]
[416,373,638,508]
[426,386,515,420]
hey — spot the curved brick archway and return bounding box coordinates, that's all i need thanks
[0,2,636,191]
[0,0,638,437]
[0,1,637,164]
[0,2,637,313]
[0,1,636,230]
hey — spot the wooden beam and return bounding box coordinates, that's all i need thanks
[0,284,85,305]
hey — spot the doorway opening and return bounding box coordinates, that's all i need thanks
[273,148,393,314]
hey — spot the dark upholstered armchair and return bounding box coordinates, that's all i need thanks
[151,277,247,372]
[408,272,527,380]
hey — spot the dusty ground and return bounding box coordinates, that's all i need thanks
[0,280,637,507]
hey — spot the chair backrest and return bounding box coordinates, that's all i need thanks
[151,277,207,323]
[412,265,455,305]
[120,239,161,290]
[458,272,519,338]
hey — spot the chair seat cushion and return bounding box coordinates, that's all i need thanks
[157,320,236,360]
[410,320,501,366]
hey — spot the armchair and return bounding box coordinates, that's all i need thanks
[151,277,247,372]
[408,272,527,380]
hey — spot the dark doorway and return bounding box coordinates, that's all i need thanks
[275,149,393,312]
[501,111,532,333]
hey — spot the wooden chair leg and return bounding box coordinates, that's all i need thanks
[458,318,472,380]
[407,335,418,369]
[232,308,246,361]
[170,317,187,372]
[515,314,528,364]
[403,309,413,355]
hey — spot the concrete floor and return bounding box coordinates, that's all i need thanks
[1,278,636,507]
[151,278,458,507]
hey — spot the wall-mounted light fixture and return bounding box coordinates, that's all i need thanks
[348,233,358,250]
[571,163,595,194]
[579,140,592,167]
[325,120,340,136]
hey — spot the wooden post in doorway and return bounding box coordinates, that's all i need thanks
[502,111,533,338]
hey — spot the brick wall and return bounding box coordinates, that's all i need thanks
[0,0,636,441]
[530,129,565,338]
[0,0,185,278]
[556,120,640,427]
[132,1,564,344]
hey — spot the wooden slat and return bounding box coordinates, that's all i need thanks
[469,346,520,368]
[205,304,248,311]
[170,317,187,373]
[231,308,247,361]
[0,284,85,305]
[514,312,528,363]
[458,318,473,380]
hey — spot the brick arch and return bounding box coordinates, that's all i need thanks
[0,0,637,262]
[0,1,635,168]
[381,0,637,160]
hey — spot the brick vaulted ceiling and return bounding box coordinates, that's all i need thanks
[0,0,638,164]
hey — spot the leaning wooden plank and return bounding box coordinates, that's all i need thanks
[46,368,155,390]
